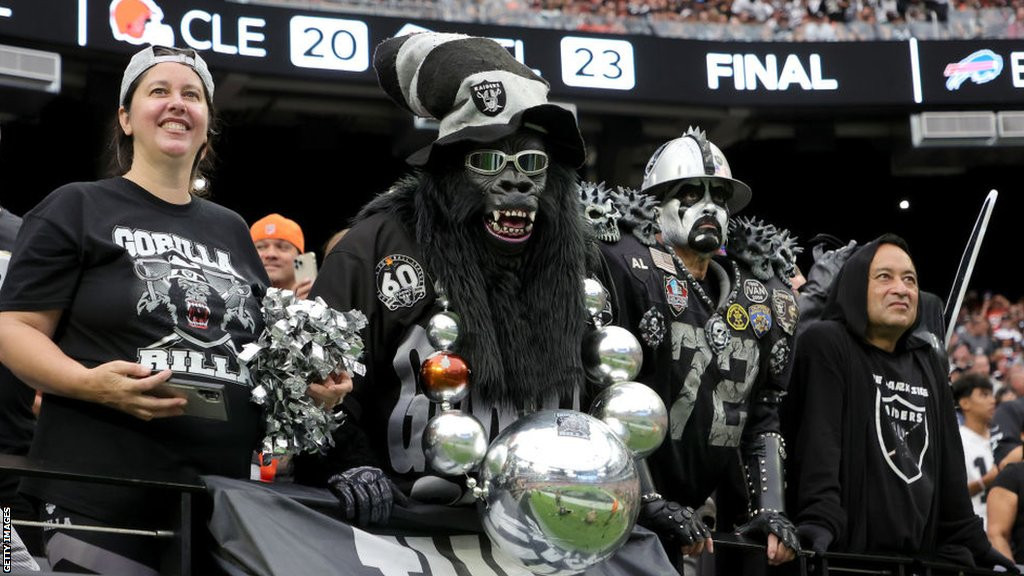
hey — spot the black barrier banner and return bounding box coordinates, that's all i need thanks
[0,0,1020,107]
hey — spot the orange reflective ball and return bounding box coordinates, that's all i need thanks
[420,351,471,404]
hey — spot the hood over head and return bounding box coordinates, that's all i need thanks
[822,234,925,351]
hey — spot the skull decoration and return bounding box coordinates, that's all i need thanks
[727,216,777,281]
[579,181,622,243]
[611,186,661,247]
[770,228,802,288]
[706,314,731,354]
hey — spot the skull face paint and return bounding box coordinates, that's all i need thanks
[659,178,731,254]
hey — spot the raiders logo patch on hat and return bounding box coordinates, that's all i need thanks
[373,32,585,167]
[376,254,427,311]
[471,80,506,116]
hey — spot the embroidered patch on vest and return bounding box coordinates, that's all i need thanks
[743,279,769,303]
[639,307,666,348]
[749,304,772,338]
[726,302,750,331]
[771,289,798,335]
[769,339,791,377]
[375,254,427,311]
[665,275,688,317]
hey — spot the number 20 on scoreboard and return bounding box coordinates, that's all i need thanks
[559,36,636,91]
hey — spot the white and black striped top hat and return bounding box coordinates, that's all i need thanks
[374,32,585,167]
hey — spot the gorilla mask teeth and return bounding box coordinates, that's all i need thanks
[485,209,534,242]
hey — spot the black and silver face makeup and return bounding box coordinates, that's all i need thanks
[659,178,732,254]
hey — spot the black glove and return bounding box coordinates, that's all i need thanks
[795,523,833,555]
[978,546,1021,573]
[801,239,858,299]
[735,510,802,554]
[637,497,711,547]
[327,466,406,527]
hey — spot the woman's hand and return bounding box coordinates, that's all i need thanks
[306,370,353,410]
[87,363,187,421]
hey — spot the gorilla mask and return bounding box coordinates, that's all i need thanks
[464,132,549,254]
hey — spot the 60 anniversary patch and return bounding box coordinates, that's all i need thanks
[376,254,427,311]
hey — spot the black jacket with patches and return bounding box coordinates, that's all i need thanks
[599,233,796,516]
[784,236,995,566]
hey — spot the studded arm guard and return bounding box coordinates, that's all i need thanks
[735,432,801,553]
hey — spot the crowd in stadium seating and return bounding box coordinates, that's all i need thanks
[253,0,1024,40]
[951,291,1024,400]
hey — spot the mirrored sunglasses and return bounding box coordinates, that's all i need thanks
[465,149,549,176]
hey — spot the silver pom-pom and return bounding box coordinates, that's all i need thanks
[242,288,367,455]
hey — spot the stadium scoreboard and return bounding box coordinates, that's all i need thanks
[1,0,1022,108]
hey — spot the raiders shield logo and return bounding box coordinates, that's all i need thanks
[771,289,799,335]
[471,81,506,116]
[875,389,929,484]
[665,275,688,317]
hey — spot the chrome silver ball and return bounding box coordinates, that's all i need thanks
[426,311,461,350]
[582,278,608,320]
[422,411,488,476]
[479,410,639,576]
[590,381,668,458]
[582,325,643,386]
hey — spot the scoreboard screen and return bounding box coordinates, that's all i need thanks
[1,0,1022,107]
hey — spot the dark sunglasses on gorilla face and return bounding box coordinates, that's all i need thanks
[465,150,549,176]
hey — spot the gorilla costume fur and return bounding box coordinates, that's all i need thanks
[354,157,591,408]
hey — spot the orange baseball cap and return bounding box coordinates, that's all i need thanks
[250,213,304,253]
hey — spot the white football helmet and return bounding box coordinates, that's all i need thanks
[640,127,752,213]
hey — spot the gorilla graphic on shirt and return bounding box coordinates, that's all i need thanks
[114,226,261,383]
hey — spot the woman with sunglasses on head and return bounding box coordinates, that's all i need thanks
[0,45,350,574]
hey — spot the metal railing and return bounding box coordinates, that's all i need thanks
[711,531,1012,576]
[0,453,204,576]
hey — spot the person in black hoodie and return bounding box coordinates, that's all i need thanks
[784,233,1017,571]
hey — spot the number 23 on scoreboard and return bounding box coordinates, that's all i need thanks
[559,36,636,91]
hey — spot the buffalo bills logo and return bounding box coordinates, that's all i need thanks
[944,49,1003,91]
[471,81,506,116]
